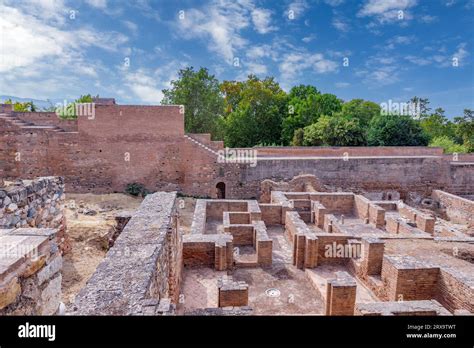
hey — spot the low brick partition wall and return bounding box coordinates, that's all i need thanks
[312,201,327,228]
[397,203,435,234]
[381,255,439,302]
[353,195,385,228]
[183,234,233,270]
[205,200,261,221]
[355,300,451,316]
[253,221,272,266]
[436,268,474,313]
[314,233,354,266]
[385,215,427,235]
[259,203,282,225]
[361,237,385,276]
[0,177,68,252]
[190,200,206,234]
[73,192,182,315]
[218,276,249,307]
[285,211,318,269]
[325,271,357,316]
[432,190,474,228]
[223,212,254,246]
[0,228,62,315]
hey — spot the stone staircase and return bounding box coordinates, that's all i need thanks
[0,113,65,132]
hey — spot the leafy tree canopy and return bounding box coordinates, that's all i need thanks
[367,114,429,146]
[162,67,224,138]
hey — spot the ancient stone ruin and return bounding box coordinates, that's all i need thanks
[0,102,473,316]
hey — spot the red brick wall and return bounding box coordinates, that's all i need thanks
[432,190,474,227]
[2,105,473,199]
[259,204,282,225]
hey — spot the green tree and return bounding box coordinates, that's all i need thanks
[408,96,431,118]
[282,88,342,145]
[292,128,304,146]
[223,75,287,147]
[162,67,224,138]
[429,136,468,154]
[303,115,366,146]
[454,109,474,152]
[420,108,457,141]
[367,114,429,146]
[341,99,381,128]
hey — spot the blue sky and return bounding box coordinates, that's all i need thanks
[1,0,473,117]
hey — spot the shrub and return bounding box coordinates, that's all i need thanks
[429,136,468,154]
[125,183,148,197]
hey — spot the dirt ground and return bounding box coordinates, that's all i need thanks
[61,193,143,305]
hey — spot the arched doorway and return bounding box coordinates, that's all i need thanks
[216,182,226,199]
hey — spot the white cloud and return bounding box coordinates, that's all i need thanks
[404,55,431,66]
[450,42,469,66]
[122,61,187,104]
[279,52,338,82]
[302,34,316,43]
[386,35,415,49]
[86,0,107,9]
[176,0,252,63]
[420,15,437,23]
[0,2,129,100]
[245,62,268,75]
[246,45,276,60]
[358,0,418,24]
[251,8,277,34]
[126,77,164,103]
[404,43,469,67]
[122,20,138,35]
[332,17,350,32]
[287,0,309,19]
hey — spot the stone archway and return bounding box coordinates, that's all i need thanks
[216,182,226,199]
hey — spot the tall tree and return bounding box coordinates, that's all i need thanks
[420,108,456,141]
[223,75,287,147]
[282,88,342,145]
[303,115,366,146]
[408,96,431,118]
[340,99,381,128]
[162,67,224,138]
[454,109,474,152]
[367,114,429,146]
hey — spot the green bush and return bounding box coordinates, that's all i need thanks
[429,136,468,154]
[125,183,149,197]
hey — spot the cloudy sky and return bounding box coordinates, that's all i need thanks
[1,0,473,117]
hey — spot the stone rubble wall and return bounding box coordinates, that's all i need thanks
[0,177,68,253]
[0,228,62,315]
[72,192,182,315]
